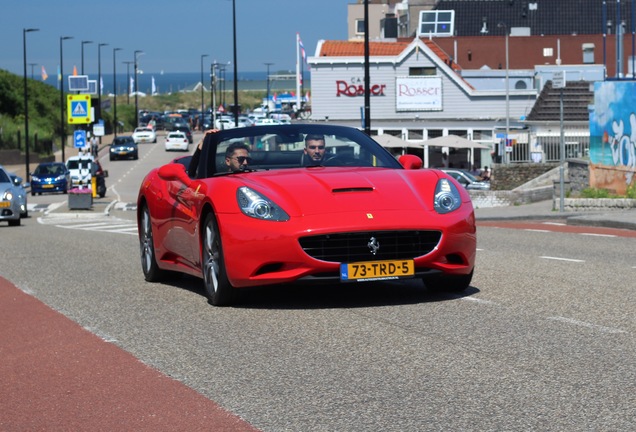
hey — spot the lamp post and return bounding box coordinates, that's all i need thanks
[211,62,218,127]
[23,27,39,182]
[81,40,93,75]
[264,62,273,111]
[113,48,122,138]
[232,0,239,126]
[28,63,37,79]
[123,61,133,104]
[97,43,108,131]
[363,0,371,135]
[498,22,509,164]
[201,54,209,129]
[59,35,73,162]
[134,50,143,127]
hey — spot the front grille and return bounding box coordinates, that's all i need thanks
[299,230,442,263]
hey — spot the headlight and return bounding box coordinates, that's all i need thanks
[2,191,14,201]
[434,178,461,214]
[31,175,40,181]
[237,186,289,221]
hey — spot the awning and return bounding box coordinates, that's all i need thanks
[421,134,490,149]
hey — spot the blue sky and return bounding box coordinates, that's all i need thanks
[2,0,349,76]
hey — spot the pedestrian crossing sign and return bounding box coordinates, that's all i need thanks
[67,95,92,124]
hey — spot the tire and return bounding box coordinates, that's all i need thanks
[423,269,473,293]
[31,191,35,196]
[8,218,20,227]
[202,213,235,306]
[139,204,167,282]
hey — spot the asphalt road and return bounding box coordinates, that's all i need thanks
[2,132,635,431]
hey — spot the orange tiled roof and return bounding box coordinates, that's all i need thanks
[318,39,461,71]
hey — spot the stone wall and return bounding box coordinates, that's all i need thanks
[491,163,560,190]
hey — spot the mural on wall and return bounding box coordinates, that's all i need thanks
[590,81,636,194]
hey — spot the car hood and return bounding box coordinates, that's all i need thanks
[227,167,447,217]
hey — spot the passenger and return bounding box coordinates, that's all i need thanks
[302,134,326,165]
[225,142,251,172]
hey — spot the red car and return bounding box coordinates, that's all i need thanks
[137,124,476,306]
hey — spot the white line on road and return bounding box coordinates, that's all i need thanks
[579,233,617,238]
[540,256,585,263]
[460,297,498,305]
[524,229,551,233]
[547,316,626,334]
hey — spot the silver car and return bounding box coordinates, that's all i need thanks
[441,169,491,190]
[0,165,24,226]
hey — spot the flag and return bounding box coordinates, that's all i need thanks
[298,35,307,63]
[100,77,103,95]
[151,76,157,95]
[57,65,61,81]
[130,76,134,95]
[41,65,48,81]
[73,65,78,76]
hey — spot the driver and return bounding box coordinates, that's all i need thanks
[225,142,251,172]
[302,134,326,165]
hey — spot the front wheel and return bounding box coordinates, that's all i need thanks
[202,213,235,306]
[139,204,166,282]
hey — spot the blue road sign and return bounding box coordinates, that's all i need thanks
[74,130,87,149]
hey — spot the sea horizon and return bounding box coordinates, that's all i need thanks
[54,70,310,95]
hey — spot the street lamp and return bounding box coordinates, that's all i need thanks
[97,43,108,131]
[113,48,122,138]
[498,21,509,164]
[59,35,73,162]
[123,61,133,104]
[232,0,239,126]
[23,27,39,182]
[81,40,93,75]
[201,54,209,129]
[264,62,273,111]
[211,62,218,127]
[134,50,143,127]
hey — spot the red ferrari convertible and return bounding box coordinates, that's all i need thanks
[137,124,476,306]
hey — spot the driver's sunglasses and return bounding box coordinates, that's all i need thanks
[307,145,325,150]
[233,156,252,164]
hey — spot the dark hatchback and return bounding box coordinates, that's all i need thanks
[30,162,70,195]
[174,126,193,143]
[109,136,138,161]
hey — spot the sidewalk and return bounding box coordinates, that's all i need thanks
[475,199,636,231]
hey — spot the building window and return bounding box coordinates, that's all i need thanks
[356,19,365,35]
[418,10,455,37]
[582,43,595,64]
[409,67,437,76]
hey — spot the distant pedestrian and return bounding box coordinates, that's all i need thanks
[90,136,98,157]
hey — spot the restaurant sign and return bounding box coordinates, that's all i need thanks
[395,77,443,111]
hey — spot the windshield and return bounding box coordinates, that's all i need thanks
[197,124,402,177]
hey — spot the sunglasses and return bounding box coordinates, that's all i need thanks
[232,156,252,164]
[307,145,325,150]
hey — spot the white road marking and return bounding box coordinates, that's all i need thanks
[579,233,617,238]
[524,229,551,233]
[547,316,626,334]
[542,222,567,226]
[540,256,585,263]
[460,297,497,305]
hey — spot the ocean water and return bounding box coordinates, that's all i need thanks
[93,71,309,95]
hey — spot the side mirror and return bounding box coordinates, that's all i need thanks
[398,154,423,170]
[158,163,192,187]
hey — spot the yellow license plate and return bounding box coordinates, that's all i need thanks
[43,184,54,188]
[0,201,10,208]
[340,259,414,282]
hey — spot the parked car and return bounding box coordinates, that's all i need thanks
[0,165,24,226]
[30,162,70,195]
[138,124,476,306]
[66,155,108,197]
[441,169,491,190]
[8,173,28,218]
[132,127,157,144]
[164,131,190,151]
[110,136,139,161]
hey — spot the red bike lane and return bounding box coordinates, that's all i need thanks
[0,276,259,431]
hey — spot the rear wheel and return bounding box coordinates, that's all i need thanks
[423,269,473,293]
[8,218,20,227]
[139,204,166,282]
[202,213,235,306]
